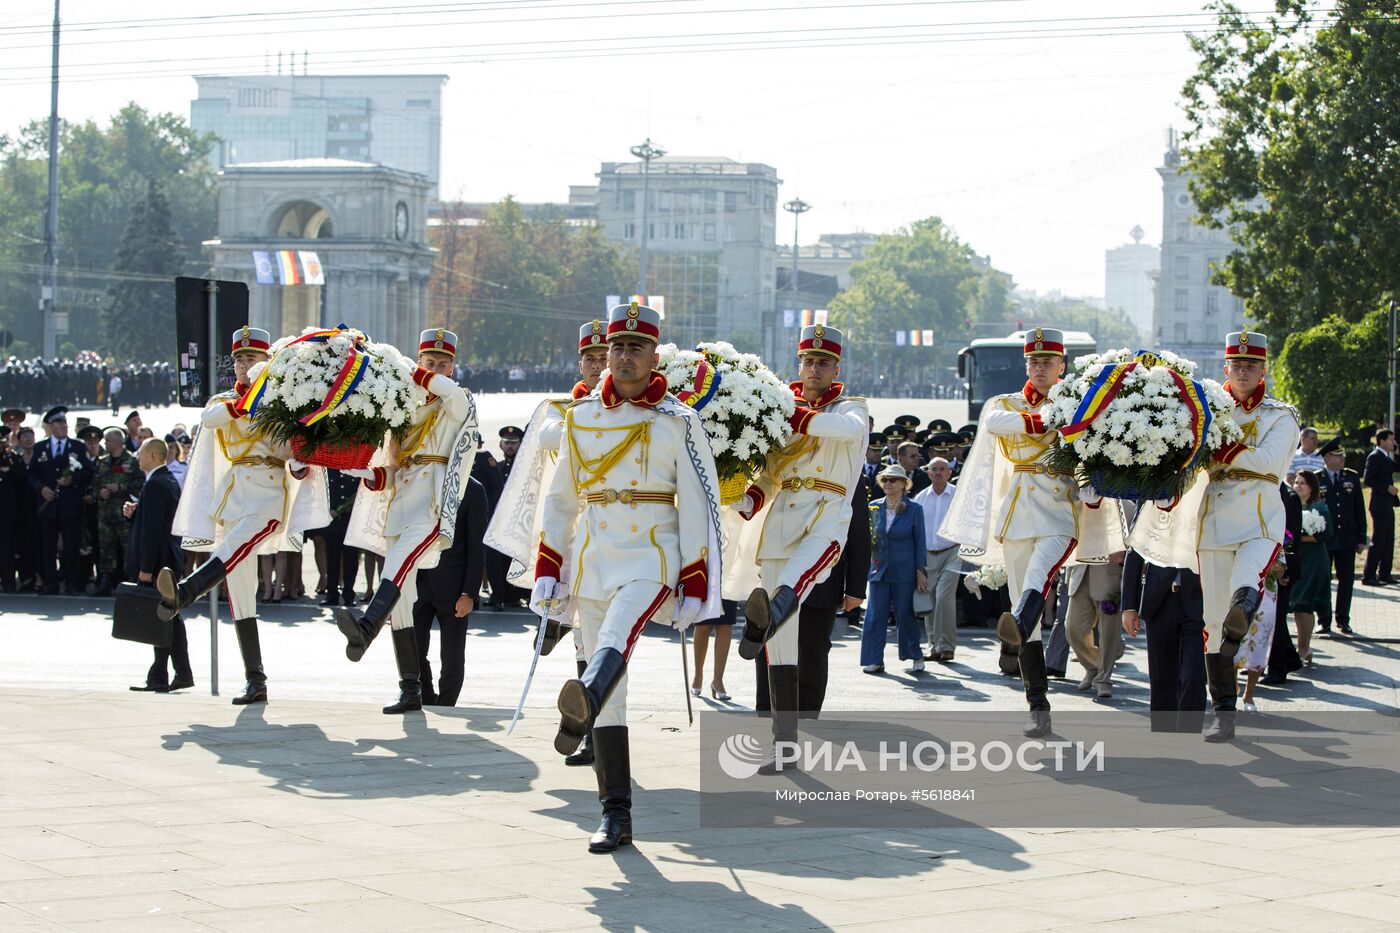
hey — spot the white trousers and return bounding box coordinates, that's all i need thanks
[211,515,282,621]
[382,521,442,631]
[577,581,674,728]
[1002,535,1076,644]
[759,535,843,665]
[1199,538,1281,652]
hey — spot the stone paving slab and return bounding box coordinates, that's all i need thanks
[1,688,1398,930]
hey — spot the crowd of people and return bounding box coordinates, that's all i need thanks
[0,356,178,414]
[0,310,1390,854]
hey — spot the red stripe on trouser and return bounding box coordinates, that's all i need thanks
[226,519,280,573]
[793,541,841,598]
[391,523,442,587]
[1038,538,1078,600]
[1257,543,1282,598]
[623,586,671,662]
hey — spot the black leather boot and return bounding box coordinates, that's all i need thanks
[556,647,626,755]
[758,664,800,775]
[540,618,569,657]
[564,659,596,766]
[1203,652,1237,743]
[93,573,113,597]
[231,618,268,705]
[383,627,423,714]
[997,588,1045,649]
[1018,642,1052,737]
[738,584,800,661]
[337,579,399,661]
[588,726,633,853]
[156,557,227,622]
[1219,587,1259,662]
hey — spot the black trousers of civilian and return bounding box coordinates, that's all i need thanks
[413,599,469,706]
[753,603,836,718]
[1318,549,1356,628]
[322,522,359,597]
[1364,508,1394,581]
[38,512,84,592]
[0,520,15,589]
[1267,583,1302,677]
[1144,597,1206,733]
[145,617,192,687]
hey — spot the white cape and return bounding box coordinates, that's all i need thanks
[483,396,570,588]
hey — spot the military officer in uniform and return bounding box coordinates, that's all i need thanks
[162,327,325,705]
[735,323,868,771]
[0,425,24,592]
[1196,331,1298,741]
[1317,437,1365,635]
[533,302,722,852]
[944,328,1088,738]
[338,327,478,716]
[859,433,884,503]
[29,406,93,594]
[92,427,143,595]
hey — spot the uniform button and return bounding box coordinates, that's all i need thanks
[1029,485,1036,492]
[630,525,638,532]
[816,466,823,473]
[630,480,638,486]
[596,432,604,438]
[593,412,601,419]
[634,457,641,464]
[789,503,796,509]
[600,522,607,529]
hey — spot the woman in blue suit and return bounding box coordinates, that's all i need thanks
[860,464,929,674]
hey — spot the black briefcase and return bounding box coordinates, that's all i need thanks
[112,582,172,647]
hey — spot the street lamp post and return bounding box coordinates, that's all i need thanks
[630,138,665,297]
[783,197,810,367]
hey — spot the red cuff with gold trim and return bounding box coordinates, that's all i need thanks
[225,400,245,420]
[787,407,817,434]
[1021,412,1045,434]
[678,558,708,600]
[364,466,388,492]
[535,541,563,580]
[412,367,436,390]
[740,485,765,520]
[1213,441,1246,464]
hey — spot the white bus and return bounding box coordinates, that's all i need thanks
[956,329,1096,419]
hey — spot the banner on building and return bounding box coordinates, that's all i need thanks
[782,309,796,328]
[910,330,922,347]
[895,330,907,347]
[922,329,934,346]
[251,250,324,286]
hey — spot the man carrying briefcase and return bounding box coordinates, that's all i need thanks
[124,438,193,692]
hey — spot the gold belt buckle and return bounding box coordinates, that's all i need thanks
[618,489,635,505]
[802,477,816,490]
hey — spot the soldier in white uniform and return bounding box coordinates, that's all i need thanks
[735,324,867,771]
[981,328,1081,737]
[1197,331,1297,742]
[533,302,722,853]
[337,328,479,715]
[159,327,320,705]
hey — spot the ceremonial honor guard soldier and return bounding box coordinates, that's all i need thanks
[1195,331,1298,741]
[734,324,868,769]
[163,327,329,704]
[338,327,479,715]
[533,302,722,852]
[941,327,1121,737]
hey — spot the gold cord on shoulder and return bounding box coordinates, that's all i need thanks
[565,408,651,492]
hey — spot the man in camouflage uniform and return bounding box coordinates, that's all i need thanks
[93,427,143,595]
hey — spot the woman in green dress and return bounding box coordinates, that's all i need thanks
[1290,470,1334,666]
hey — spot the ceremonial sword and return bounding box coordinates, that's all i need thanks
[507,606,554,735]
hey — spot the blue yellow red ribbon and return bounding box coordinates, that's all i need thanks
[675,356,723,411]
[1058,358,1140,443]
[1167,368,1213,470]
[246,324,370,423]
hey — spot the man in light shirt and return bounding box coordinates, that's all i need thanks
[1287,426,1323,482]
[912,457,960,662]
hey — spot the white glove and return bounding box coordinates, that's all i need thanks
[1154,495,1179,512]
[1079,484,1102,507]
[530,576,563,617]
[287,457,306,473]
[345,468,376,480]
[735,494,754,514]
[672,596,704,632]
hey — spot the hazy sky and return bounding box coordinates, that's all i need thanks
[0,0,1237,297]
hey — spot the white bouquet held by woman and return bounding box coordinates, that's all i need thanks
[1301,509,1327,537]
[655,340,794,502]
[248,324,424,468]
[1043,347,1244,501]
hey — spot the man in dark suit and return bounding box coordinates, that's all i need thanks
[1264,481,1303,684]
[858,433,884,502]
[754,484,871,717]
[0,425,25,592]
[315,469,362,607]
[1362,429,1397,586]
[27,406,93,594]
[126,438,193,692]
[413,475,488,706]
[1121,548,1205,734]
[484,426,530,610]
[1318,438,1366,634]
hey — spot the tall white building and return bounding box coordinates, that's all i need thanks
[1105,226,1159,340]
[191,74,447,197]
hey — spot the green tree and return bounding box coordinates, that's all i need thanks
[1277,307,1390,430]
[1181,0,1400,341]
[0,104,217,356]
[104,179,182,361]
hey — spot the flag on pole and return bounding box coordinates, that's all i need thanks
[299,251,325,285]
[801,309,815,328]
[910,330,922,347]
[275,250,303,285]
[252,251,275,285]
[814,309,828,325]
[896,330,907,347]
[922,329,934,345]
[783,309,796,328]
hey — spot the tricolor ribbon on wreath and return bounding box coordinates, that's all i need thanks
[1057,348,1214,470]
[673,355,722,411]
[243,323,371,424]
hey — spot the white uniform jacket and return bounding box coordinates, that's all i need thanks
[536,372,723,619]
[743,382,868,560]
[1198,386,1299,549]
